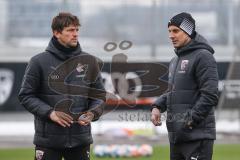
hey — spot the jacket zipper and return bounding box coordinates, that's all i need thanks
[42,121,46,137]
[68,126,72,148]
[170,57,180,109]
[65,57,72,148]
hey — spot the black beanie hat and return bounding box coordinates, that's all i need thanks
[168,12,196,38]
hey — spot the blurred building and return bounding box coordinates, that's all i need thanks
[0,0,239,54]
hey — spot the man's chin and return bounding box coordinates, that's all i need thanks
[69,43,78,48]
[173,44,179,48]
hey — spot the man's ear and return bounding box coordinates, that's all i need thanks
[53,30,61,38]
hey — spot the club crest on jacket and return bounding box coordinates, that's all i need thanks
[179,60,189,73]
[35,150,44,160]
[181,60,189,70]
[76,63,85,73]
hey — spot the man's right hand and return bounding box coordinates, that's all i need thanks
[49,111,73,127]
[151,107,162,126]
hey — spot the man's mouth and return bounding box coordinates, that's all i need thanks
[172,40,177,44]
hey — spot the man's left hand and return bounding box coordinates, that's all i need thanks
[78,112,94,126]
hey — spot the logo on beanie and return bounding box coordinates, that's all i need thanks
[180,18,194,36]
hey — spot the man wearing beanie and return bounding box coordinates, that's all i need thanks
[151,12,218,160]
[19,12,106,160]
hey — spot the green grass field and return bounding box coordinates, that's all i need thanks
[0,144,239,160]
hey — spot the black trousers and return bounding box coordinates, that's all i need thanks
[170,140,214,160]
[34,145,90,160]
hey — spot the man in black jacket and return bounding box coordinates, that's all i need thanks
[151,12,219,160]
[19,12,106,160]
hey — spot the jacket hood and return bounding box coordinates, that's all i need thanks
[46,37,82,60]
[175,32,214,56]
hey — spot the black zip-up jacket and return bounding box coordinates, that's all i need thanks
[18,37,106,148]
[153,33,219,144]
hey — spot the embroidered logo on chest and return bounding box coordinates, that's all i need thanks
[76,63,87,78]
[76,63,85,73]
[35,150,44,160]
[179,60,189,73]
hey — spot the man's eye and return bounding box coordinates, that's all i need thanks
[173,30,179,33]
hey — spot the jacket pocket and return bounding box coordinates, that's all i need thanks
[45,121,68,135]
[34,118,46,137]
[204,115,215,128]
[42,122,46,137]
[174,124,192,143]
[70,123,91,135]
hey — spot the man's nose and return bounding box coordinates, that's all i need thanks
[169,32,175,39]
[73,30,79,36]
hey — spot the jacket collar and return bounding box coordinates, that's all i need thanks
[46,36,82,60]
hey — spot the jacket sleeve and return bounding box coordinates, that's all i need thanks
[151,92,169,113]
[18,58,53,119]
[151,57,174,113]
[190,51,219,125]
[87,58,106,121]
